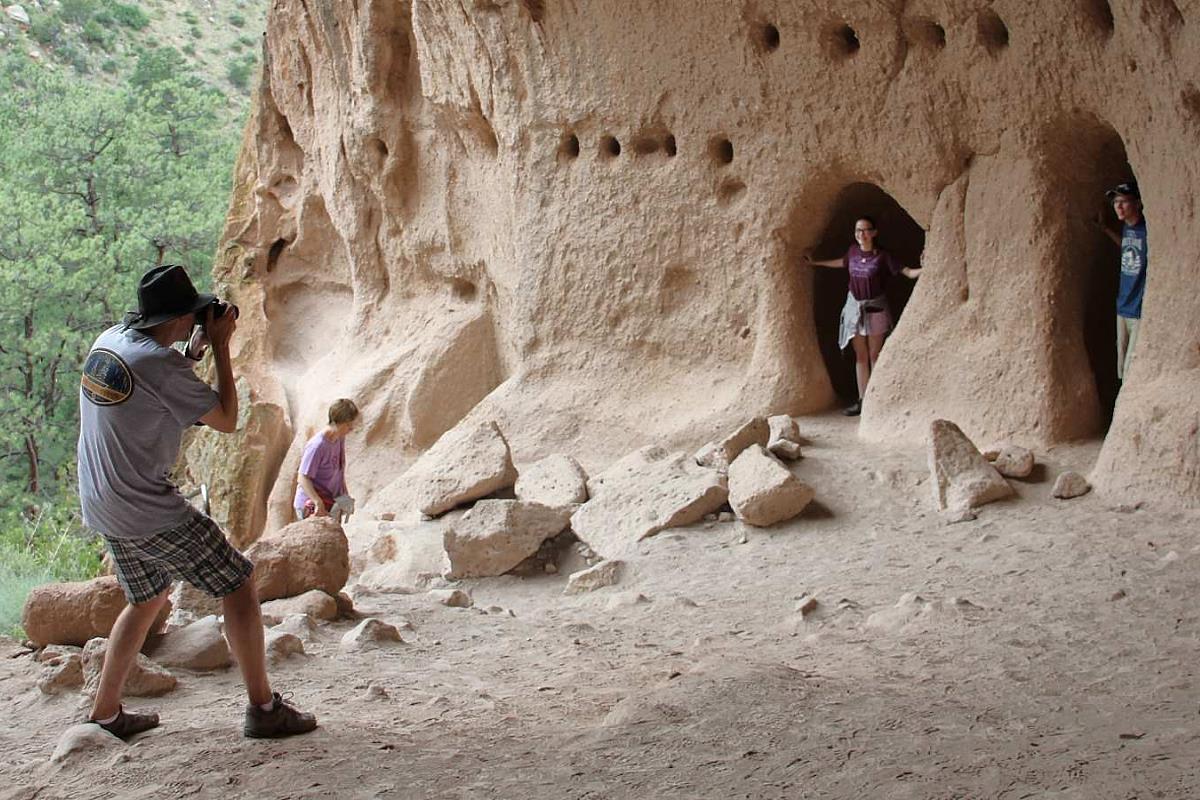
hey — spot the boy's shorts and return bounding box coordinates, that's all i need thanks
[102,508,254,605]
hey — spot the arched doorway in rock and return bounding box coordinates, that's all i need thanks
[806,183,926,404]
[1042,118,1133,431]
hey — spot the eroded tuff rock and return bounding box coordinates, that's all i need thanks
[22,577,170,648]
[442,500,572,579]
[572,446,728,559]
[695,417,770,474]
[727,445,815,527]
[82,638,177,698]
[927,420,1014,512]
[246,516,350,601]
[199,0,1200,528]
[514,454,588,508]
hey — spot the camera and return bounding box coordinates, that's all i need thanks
[205,298,239,323]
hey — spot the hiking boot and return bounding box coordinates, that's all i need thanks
[842,402,862,417]
[243,692,318,739]
[89,707,159,740]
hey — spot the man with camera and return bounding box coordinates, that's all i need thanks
[77,264,317,740]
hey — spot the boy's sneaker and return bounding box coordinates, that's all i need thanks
[244,692,318,739]
[89,707,160,740]
[842,402,862,417]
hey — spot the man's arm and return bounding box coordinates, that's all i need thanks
[198,309,238,433]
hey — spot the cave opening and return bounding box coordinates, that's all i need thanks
[807,183,926,405]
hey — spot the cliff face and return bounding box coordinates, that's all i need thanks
[196,0,1200,543]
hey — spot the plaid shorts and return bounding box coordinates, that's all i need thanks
[103,508,254,605]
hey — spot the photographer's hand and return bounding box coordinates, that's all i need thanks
[197,305,240,433]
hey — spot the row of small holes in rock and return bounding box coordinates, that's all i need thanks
[753,11,1020,58]
[559,134,739,164]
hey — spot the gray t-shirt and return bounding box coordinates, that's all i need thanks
[77,325,219,540]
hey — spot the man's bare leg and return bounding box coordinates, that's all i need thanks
[221,575,272,706]
[89,589,171,720]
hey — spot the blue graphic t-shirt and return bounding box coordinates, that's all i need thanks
[1117,219,1148,319]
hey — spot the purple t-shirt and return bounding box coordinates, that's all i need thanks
[844,244,902,301]
[293,431,346,509]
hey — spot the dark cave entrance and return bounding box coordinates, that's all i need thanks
[808,183,926,404]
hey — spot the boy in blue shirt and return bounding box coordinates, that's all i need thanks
[1101,181,1148,381]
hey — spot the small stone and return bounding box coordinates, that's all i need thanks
[146,616,231,671]
[769,439,803,460]
[38,653,83,695]
[993,445,1035,478]
[605,591,650,609]
[361,684,389,700]
[543,562,558,574]
[943,507,978,524]
[272,614,319,642]
[1052,471,1091,499]
[335,591,357,619]
[36,644,81,663]
[260,590,339,623]
[263,629,305,664]
[795,596,819,616]
[5,5,31,26]
[564,560,623,594]
[767,415,803,460]
[50,724,123,764]
[340,618,404,651]
[728,445,815,527]
[378,512,396,521]
[695,417,770,473]
[429,589,473,608]
[718,512,734,523]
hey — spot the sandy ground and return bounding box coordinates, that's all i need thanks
[2,415,1198,799]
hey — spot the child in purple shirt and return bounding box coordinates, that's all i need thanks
[804,216,922,416]
[294,398,359,522]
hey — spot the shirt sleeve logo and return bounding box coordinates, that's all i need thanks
[81,348,134,406]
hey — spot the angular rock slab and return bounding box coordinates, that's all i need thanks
[82,638,177,697]
[767,415,803,460]
[728,445,815,527]
[23,576,170,648]
[401,421,518,517]
[146,615,231,671]
[515,454,589,507]
[358,520,453,592]
[443,500,572,579]
[246,516,350,602]
[564,560,623,594]
[573,446,728,559]
[694,417,770,473]
[261,590,339,624]
[927,419,1014,512]
[38,653,84,695]
[340,618,404,652]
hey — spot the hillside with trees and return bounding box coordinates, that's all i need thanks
[0,0,263,631]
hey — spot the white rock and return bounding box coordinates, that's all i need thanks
[38,653,83,695]
[385,421,518,517]
[993,445,1035,478]
[605,591,650,609]
[694,417,770,473]
[339,618,404,651]
[514,454,589,507]
[927,419,1014,512]
[82,638,177,697]
[767,415,803,460]
[443,500,572,579]
[5,5,30,25]
[146,615,230,671]
[167,581,222,628]
[727,445,815,527]
[1052,470,1091,499]
[564,560,623,594]
[263,629,305,664]
[272,614,319,642]
[429,588,473,608]
[358,520,452,592]
[260,590,339,624]
[571,446,728,559]
[50,724,122,764]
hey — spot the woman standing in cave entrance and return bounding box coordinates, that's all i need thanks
[803,216,921,416]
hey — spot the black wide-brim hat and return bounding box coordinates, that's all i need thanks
[123,264,215,330]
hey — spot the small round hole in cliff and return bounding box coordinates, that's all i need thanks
[1084,0,1115,36]
[716,178,747,206]
[1181,85,1200,121]
[558,132,580,161]
[664,135,677,157]
[805,184,925,405]
[757,23,780,52]
[709,137,734,166]
[904,17,946,49]
[599,135,621,159]
[449,277,477,301]
[823,23,861,59]
[977,10,1010,54]
[266,238,290,273]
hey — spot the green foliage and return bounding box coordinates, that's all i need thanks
[182,43,196,57]
[101,58,119,73]
[112,3,151,30]
[59,43,91,73]
[228,12,246,27]
[59,0,98,26]
[29,15,64,46]
[189,25,203,39]
[182,10,198,24]
[82,18,114,49]
[130,45,188,89]
[0,53,238,515]
[226,55,253,89]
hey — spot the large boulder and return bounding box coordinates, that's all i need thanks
[694,417,770,473]
[246,516,350,601]
[572,446,728,559]
[82,637,177,697]
[927,420,1014,512]
[357,520,451,592]
[22,576,170,647]
[514,454,588,508]
[727,445,815,527]
[443,500,572,579]
[145,615,231,671]
[383,421,518,517]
